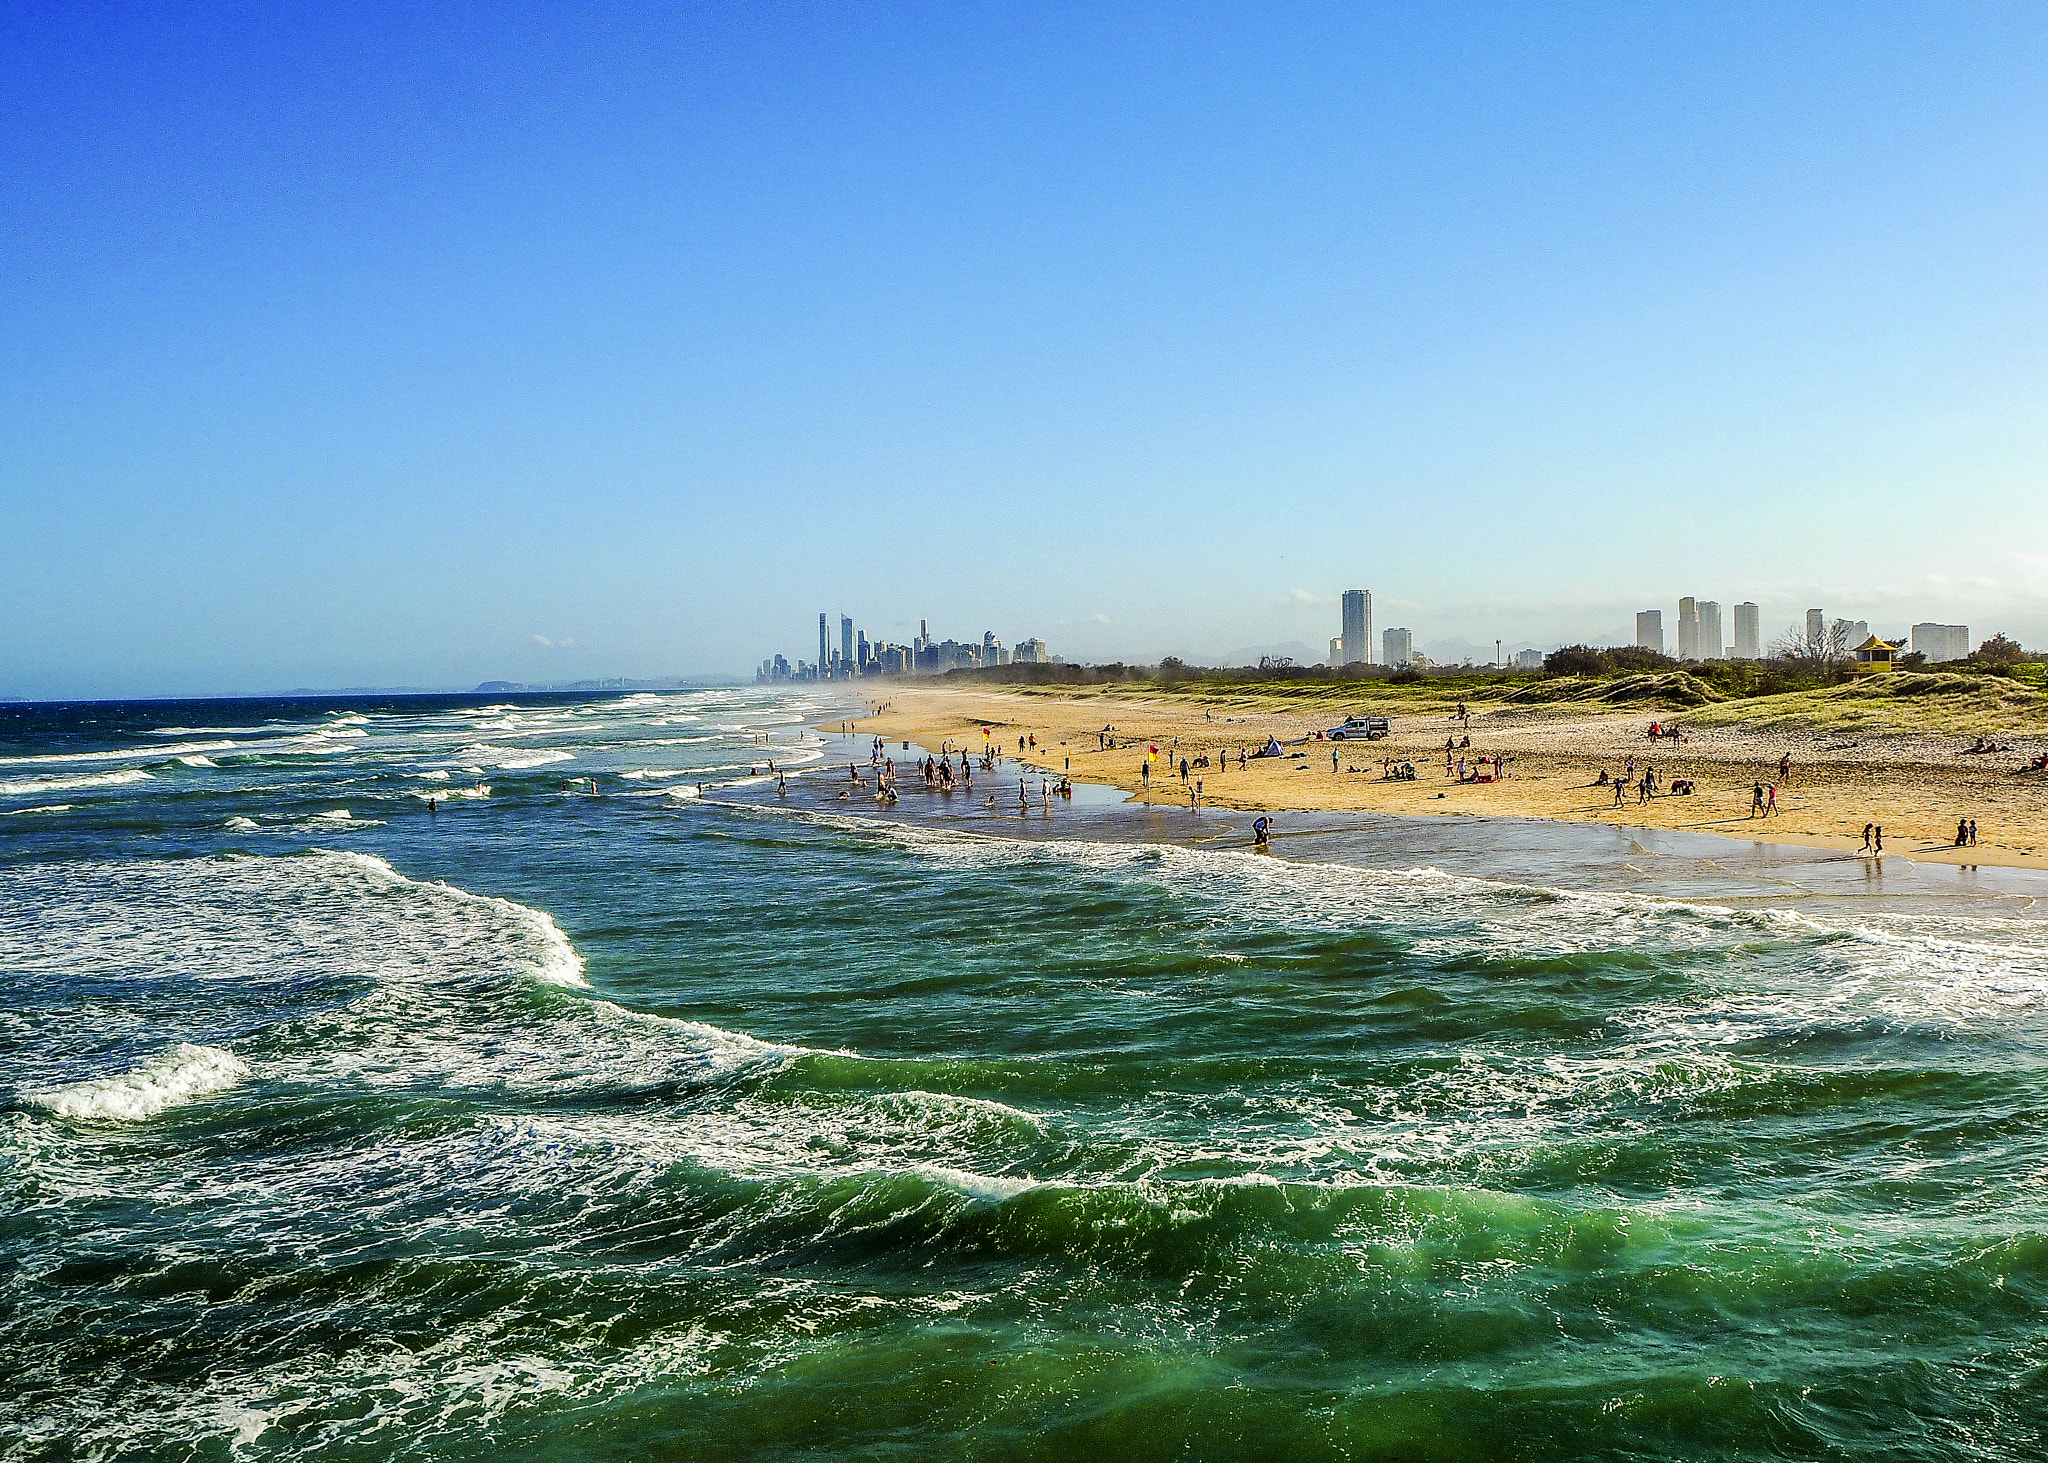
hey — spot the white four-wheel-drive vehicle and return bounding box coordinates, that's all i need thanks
[1325,716,1390,740]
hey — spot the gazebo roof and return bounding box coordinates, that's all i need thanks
[1854,635,1902,652]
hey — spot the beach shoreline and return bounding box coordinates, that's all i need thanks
[835,683,2048,874]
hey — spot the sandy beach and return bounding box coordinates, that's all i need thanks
[849,681,2048,872]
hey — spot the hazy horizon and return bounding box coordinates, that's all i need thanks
[7,4,2047,699]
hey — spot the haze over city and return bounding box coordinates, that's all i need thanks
[6,4,2048,698]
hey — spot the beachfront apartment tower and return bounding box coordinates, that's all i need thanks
[1806,609,1826,646]
[1912,623,1971,663]
[1329,638,1343,667]
[1696,602,1723,663]
[818,613,829,672]
[1733,602,1761,659]
[1636,610,1664,656]
[1676,599,1699,661]
[1383,627,1413,666]
[1341,590,1372,666]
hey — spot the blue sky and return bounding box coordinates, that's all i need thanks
[5,2,2047,695]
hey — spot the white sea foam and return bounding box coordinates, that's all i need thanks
[411,785,489,800]
[416,770,451,781]
[179,755,217,767]
[0,768,154,797]
[455,744,575,770]
[913,1165,1041,1201]
[27,1043,249,1121]
[0,739,238,766]
[314,810,354,821]
[225,816,260,831]
[8,803,72,815]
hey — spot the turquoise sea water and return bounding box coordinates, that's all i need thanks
[5,688,2048,1461]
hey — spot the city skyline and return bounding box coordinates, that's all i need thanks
[754,587,1990,683]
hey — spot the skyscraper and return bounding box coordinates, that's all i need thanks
[841,615,854,673]
[1636,610,1664,656]
[1911,623,1970,663]
[1733,603,1760,659]
[818,612,829,672]
[1696,601,1722,662]
[1677,598,1699,661]
[1341,589,1372,666]
[1329,638,1343,666]
[1383,627,1412,666]
[1806,609,1825,647]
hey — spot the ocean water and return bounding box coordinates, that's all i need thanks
[5,688,2048,1462]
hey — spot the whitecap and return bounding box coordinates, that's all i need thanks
[0,739,238,767]
[7,803,72,816]
[26,1043,249,1121]
[0,768,153,797]
[179,755,217,768]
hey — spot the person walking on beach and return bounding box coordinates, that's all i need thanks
[1874,825,1884,853]
[1766,783,1778,815]
[1969,819,1979,846]
[1778,753,1791,783]
[1141,759,1151,786]
[1862,823,1874,852]
[1180,757,1190,783]
[1613,777,1626,807]
[1195,778,1203,807]
[1752,783,1765,818]
[1332,748,1340,773]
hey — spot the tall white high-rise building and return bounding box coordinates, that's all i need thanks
[818,612,830,671]
[1806,609,1825,646]
[1836,619,1869,649]
[1515,648,1544,670]
[841,616,855,674]
[1341,590,1372,666]
[1733,603,1761,659]
[1677,598,1699,661]
[1329,638,1343,666]
[1911,623,1971,663]
[1383,627,1412,666]
[1696,601,1723,662]
[1636,610,1664,655]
